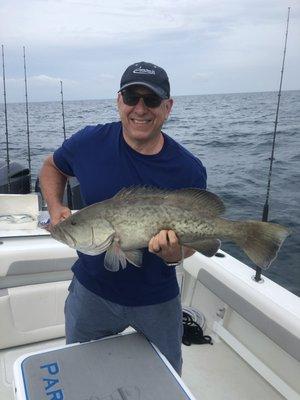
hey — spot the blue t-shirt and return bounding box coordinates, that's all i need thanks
[53,121,207,306]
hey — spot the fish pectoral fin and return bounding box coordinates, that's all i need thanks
[124,249,143,268]
[186,239,221,257]
[104,239,127,272]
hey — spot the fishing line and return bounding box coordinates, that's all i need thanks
[255,7,291,282]
[60,80,73,209]
[1,44,10,193]
[23,46,32,190]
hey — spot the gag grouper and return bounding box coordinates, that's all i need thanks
[50,186,291,272]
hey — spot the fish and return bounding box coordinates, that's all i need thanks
[50,186,291,272]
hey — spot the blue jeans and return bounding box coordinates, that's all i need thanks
[64,276,183,375]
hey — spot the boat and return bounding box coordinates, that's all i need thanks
[2,8,298,397]
[0,189,299,400]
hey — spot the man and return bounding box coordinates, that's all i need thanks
[39,61,207,375]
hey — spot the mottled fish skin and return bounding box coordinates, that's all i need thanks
[50,186,291,272]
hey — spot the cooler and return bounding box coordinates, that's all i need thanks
[13,332,196,400]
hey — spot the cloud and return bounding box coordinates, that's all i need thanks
[193,72,213,81]
[6,75,77,86]
[1,0,299,101]
[30,75,77,86]
[2,0,282,48]
[3,75,79,102]
[96,73,115,82]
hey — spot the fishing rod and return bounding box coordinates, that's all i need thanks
[1,44,10,193]
[254,7,291,283]
[60,80,73,209]
[23,46,32,190]
[60,80,67,141]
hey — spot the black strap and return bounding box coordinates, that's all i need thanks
[182,312,213,346]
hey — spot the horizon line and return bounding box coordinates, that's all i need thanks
[1,88,299,106]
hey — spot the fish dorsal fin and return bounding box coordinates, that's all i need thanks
[113,186,225,216]
[169,188,225,216]
[113,186,168,199]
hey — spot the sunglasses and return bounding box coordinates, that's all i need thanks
[121,89,163,108]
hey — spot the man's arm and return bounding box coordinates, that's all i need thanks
[39,155,71,226]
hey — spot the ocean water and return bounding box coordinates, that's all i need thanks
[1,90,299,296]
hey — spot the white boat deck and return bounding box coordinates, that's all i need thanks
[182,338,283,400]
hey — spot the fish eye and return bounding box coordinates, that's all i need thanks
[71,221,77,226]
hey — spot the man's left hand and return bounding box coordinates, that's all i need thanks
[148,230,182,264]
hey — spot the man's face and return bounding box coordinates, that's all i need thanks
[117,85,173,145]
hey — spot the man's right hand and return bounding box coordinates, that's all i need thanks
[48,205,71,229]
[39,154,72,230]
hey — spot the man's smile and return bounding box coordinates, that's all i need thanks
[130,118,152,125]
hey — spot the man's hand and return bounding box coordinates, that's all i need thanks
[148,230,183,264]
[39,154,71,229]
[47,205,71,230]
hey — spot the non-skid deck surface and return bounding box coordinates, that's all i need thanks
[182,340,284,400]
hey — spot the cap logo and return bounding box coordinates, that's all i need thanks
[133,67,155,75]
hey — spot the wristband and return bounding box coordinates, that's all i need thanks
[164,246,184,267]
[164,260,182,267]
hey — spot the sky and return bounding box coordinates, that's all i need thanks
[1,0,300,103]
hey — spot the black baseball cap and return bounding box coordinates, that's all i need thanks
[119,61,170,99]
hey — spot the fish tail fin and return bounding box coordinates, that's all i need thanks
[234,221,291,269]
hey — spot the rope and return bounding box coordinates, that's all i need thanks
[182,306,213,346]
